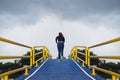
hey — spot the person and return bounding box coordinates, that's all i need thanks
[55,32,65,62]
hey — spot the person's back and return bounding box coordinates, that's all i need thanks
[56,33,65,43]
[55,32,65,62]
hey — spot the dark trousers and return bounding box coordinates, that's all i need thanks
[57,42,64,59]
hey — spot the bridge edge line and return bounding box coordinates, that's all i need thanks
[24,59,49,80]
[71,59,96,80]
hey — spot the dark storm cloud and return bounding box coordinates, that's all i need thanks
[43,0,120,19]
[0,0,120,17]
[0,0,120,29]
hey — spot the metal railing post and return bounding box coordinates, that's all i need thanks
[35,61,38,67]
[42,46,46,60]
[75,46,78,61]
[24,68,29,76]
[4,75,8,80]
[91,68,96,76]
[85,46,88,65]
[45,47,47,59]
[82,61,85,67]
[30,48,33,66]
[72,47,74,59]
[32,47,35,65]
[73,47,76,60]
[46,47,49,58]
[112,75,116,80]
[71,50,73,58]
[87,48,90,67]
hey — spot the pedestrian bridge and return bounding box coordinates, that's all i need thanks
[0,37,120,80]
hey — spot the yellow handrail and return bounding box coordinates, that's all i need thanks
[78,52,85,56]
[0,46,51,80]
[34,52,43,56]
[77,46,86,48]
[0,37,31,48]
[89,37,120,48]
[34,46,43,48]
[0,56,30,59]
[0,66,31,78]
[76,57,85,67]
[0,37,51,80]
[90,56,120,59]
[69,37,120,80]
[90,66,120,79]
[34,57,44,67]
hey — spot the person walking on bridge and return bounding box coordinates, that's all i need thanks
[55,32,65,62]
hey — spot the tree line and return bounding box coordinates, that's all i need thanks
[78,49,120,79]
[0,49,42,79]
[0,49,119,79]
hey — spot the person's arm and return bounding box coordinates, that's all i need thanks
[63,37,65,43]
[55,36,58,43]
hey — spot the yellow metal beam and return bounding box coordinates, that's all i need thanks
[24,68,29,76]
[34,52,42,56]
[77,57,85,63]
[0,66,30,78]
[0,56,30,59]
[77,46,86,48]
[34,57,43,64]
[30,48,33,66]
[4,75,8,80]
[0,37,31,48]
[34,46,43,48]
[90,66,120,78]
[91,68,96,76]
[90,56,120,59]
[112,75,117,80]
[78,52,85,56]
[32,47,35,65]
[87,48,90,67]
[85,47,88,65]
[89,37,120,48]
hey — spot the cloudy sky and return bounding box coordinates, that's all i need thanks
[0,0,120,62]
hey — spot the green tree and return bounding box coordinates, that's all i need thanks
[0,49,43,79]
[0,62,22,79]
[20,49,43,66]
[77,49,120,79]
[77,49,101,66]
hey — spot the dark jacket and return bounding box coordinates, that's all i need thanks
[55,35,65,43]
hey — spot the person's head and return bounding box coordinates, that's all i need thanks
[59,32,63,36]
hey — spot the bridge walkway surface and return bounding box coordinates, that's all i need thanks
[16,59,105,80]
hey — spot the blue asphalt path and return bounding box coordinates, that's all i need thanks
[25,59,96,80]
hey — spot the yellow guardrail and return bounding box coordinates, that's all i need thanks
[0,37,51,80]
[0,56,30,59]
[0,37,31,48]
[0,66,31,79]
[90,56,120,59]
[89,37,120,48]
[69,37,120,80]
[90,66,120,80]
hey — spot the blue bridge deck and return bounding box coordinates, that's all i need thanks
[16,59,105,80]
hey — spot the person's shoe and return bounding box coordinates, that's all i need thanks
[61,56,64,60]
[58,60,61,62]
